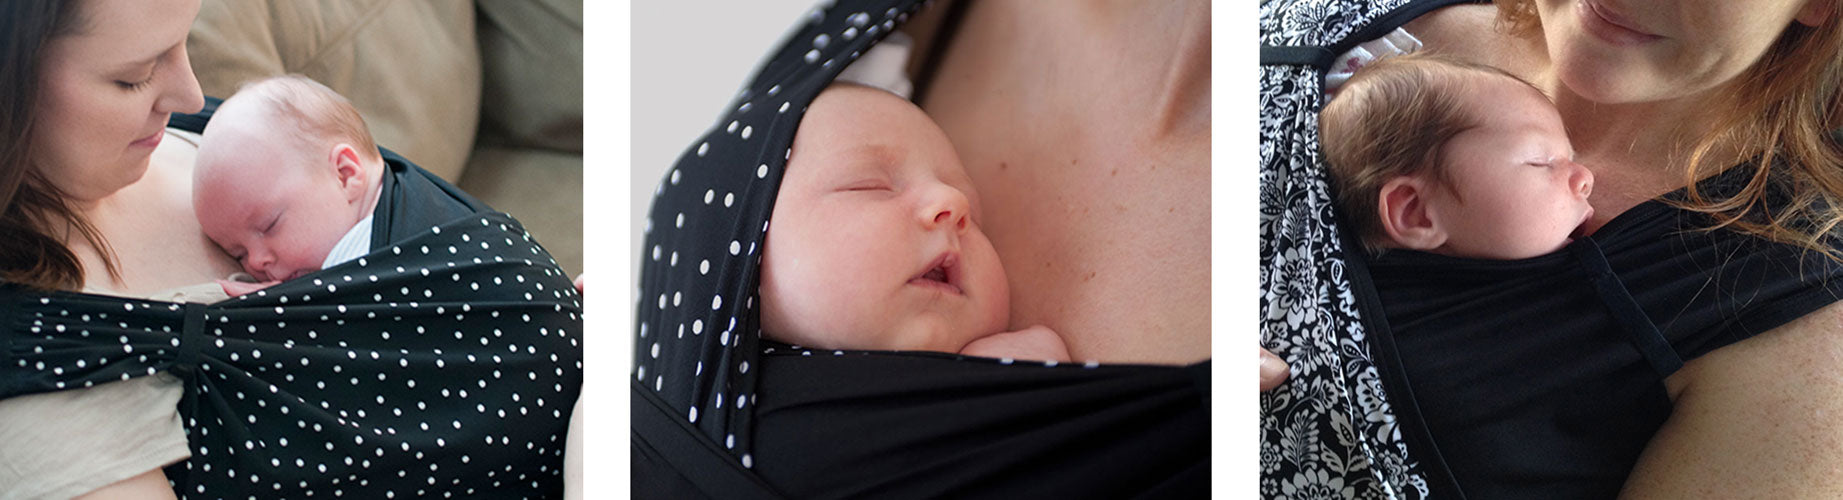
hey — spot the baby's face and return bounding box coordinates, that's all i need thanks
[1425,76,1595,259]
[194,104,367,282]
[759,85,1009,352]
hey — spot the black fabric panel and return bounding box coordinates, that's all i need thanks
[370,153,494,248]
[1365,164,1843,498]
[750,349,1207,499]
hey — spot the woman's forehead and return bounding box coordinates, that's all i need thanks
[53,0,198,62]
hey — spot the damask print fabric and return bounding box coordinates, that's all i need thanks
[1259,0,1444,498]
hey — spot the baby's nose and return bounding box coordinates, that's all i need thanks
[1570,162,1594,198]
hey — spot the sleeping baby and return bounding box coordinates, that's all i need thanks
[758,83,1070,363]
[191,75,387,299]
[1319,53,1596,260]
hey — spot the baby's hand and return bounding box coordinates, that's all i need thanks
[960,325,1071,363]
[218,279,280,297]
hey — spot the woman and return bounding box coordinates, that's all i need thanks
[1259,0,1843,496]
[1,0,218,497]
[1,0,581,497]
[632,0,1210,497]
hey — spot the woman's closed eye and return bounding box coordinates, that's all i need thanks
[115,68,156,91]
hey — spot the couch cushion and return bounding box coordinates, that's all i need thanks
[476,0,582,153]
[186,0,483,181]
[458,147,582,277]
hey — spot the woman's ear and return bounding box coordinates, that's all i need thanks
[1378,176,1447,250]
[1797,0,1833,27]
[330,143,367,203]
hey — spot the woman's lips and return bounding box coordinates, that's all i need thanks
[1578,0,1663,46]
[130,129,164,149]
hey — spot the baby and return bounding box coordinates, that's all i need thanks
[193,75,387,297]
[758,83,1070,363]
[1320,54,1596,260]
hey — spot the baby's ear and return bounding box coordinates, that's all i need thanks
[330,144,367,203]
[1378,176,1447,250]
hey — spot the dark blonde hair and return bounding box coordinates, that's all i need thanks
[1498,0,1843,259]
[1320,53,1531,251]
[227,75,381,165]
[0,0,123,291]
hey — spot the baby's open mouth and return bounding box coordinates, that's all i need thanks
[910,252,964,295]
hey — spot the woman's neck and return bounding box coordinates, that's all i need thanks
[1097,0,1211,136]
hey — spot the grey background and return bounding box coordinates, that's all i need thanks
[631,0,815,275]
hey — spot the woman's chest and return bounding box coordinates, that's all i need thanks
[80,135,242,295]
[915,1,1211,362]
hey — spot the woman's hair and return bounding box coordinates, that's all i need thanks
[1320,54,1526,252]
[1497,0,1843,260]
[0,0,119,290]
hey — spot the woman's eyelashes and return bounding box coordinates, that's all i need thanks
[115,66,157,91]
[115,76,153,91]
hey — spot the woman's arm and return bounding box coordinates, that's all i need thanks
[73,469,177,500]
[1621,301,1843,498]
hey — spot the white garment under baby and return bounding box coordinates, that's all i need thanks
[836,31,915,99]
[1323,27,1424,97]
[321,213,373,270]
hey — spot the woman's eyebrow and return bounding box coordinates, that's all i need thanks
[110,55,160,74]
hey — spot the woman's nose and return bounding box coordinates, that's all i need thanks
[156,45,205,115]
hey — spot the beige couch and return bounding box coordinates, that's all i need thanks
[184,0,583,276]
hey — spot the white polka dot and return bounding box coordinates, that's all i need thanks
[711,295,723,310]
[699,260,711,275]
[723,193,735,207]
[688,406,698,423]
[804,49,821,63]
[697,142,709,157]
[729,241,741,255]
[704,190,715,204]
[740,126,753,140]
[726,120,739,133]
[757,164,769,178]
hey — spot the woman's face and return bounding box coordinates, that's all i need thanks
[33,0,204,202]
[1533,0,1830,103]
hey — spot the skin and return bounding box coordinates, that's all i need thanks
[761,85,1068,360]
[33,0,221,496]
[910,0,1211,364]
[1392,0,1843,495]
[193,90,381,286]
[1378,74,1596,260]
[35,0,239,299]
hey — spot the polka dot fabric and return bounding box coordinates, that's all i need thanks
[2,212,582,498]
[634,0,932,471]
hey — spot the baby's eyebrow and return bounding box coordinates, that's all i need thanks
[846,143,902,170]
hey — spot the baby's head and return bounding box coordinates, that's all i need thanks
[758,83,1009,352]
[194,75,384,281]
[1321,54,1595,260]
